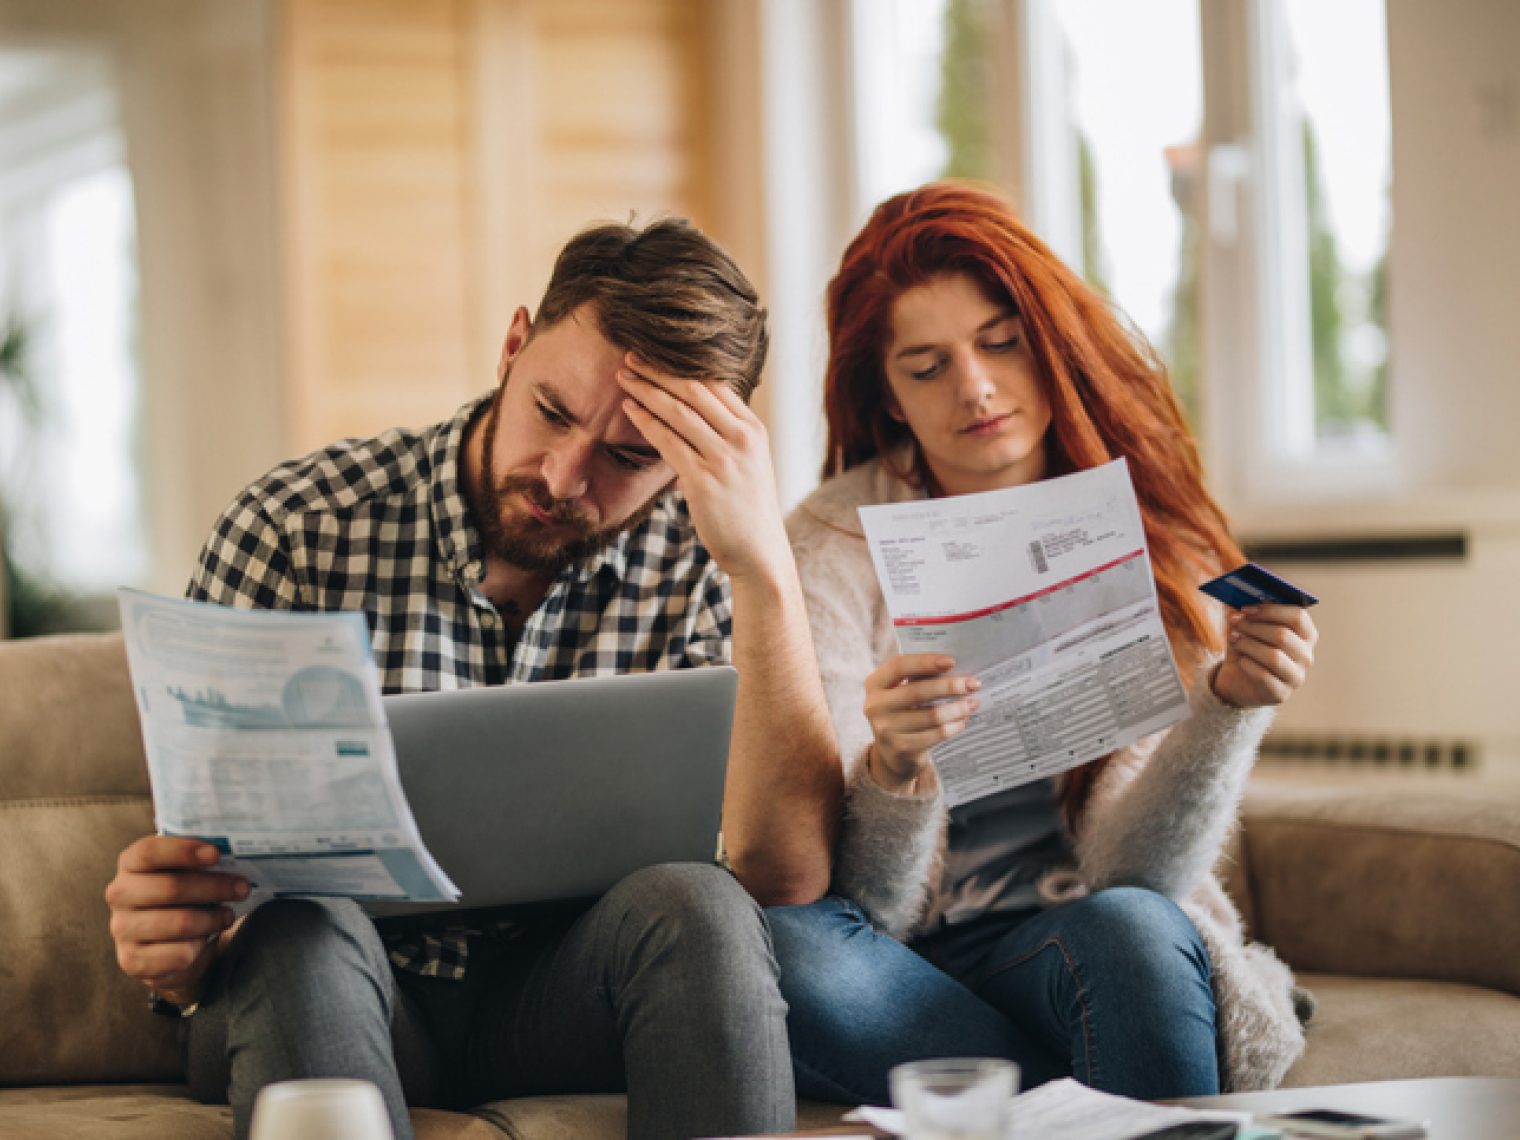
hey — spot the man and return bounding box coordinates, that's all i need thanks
[104,218,842,1140]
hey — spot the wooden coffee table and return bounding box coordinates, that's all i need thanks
[1176,1076,1520,1139]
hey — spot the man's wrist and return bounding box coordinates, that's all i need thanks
[148,991,201,1019]
[723,551,795,599]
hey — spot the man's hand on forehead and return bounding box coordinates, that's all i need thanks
[616,352,787,584]
[616,354,728,400]
[617,354,734,445]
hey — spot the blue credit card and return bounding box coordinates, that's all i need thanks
[1199,561,1318,609]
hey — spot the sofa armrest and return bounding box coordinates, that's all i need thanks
[0,631,180,1085]
[1234,780,1520,995]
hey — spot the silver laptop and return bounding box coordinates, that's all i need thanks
[366,666,737,917]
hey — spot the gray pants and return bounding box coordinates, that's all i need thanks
[185,863,794,1140]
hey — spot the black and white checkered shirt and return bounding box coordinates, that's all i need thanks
[187,394,732,978]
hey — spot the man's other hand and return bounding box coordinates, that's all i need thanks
[105,835,249,1008]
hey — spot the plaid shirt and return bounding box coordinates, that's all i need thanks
[187,395,732,978]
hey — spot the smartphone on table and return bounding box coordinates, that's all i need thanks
[1255,1107,1428,1138]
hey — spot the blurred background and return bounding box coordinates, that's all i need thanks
[0,0,1516,787]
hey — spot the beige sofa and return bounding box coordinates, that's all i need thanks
[2,632,1518,1138]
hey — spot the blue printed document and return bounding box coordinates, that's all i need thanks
[117,589,459,908]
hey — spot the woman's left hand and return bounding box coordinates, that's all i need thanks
[1210,603,1318,709]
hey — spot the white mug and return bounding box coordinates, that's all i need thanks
[248,1078,396,1140]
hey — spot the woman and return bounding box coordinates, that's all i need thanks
[771,182,1317,1105]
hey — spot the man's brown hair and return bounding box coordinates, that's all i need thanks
[534,217,768,402]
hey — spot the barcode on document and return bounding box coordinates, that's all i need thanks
[1028,540,1048,574]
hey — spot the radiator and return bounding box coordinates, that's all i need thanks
[1236,498,1520,786]
[1258,731,1480,775]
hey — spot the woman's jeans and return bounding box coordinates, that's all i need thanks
[766,885,1219,1105]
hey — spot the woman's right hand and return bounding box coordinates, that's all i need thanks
[863,653,981,794]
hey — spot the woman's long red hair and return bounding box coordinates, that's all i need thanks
[823,181,1242,828]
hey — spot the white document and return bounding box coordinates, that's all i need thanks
[846,1077,1251,1139]
[118,589,459,907]
[857,459,1189,807]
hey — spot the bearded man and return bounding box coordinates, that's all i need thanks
[103,218,840,1140]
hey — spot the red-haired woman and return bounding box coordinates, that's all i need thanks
[770,182,1318,1104]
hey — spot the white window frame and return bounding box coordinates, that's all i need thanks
[1217,0,1399,508]
[0,42,148,595]
[1007,0,1401,512]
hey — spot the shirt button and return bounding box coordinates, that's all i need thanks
[481,612,499,629]
[464,560,482,578]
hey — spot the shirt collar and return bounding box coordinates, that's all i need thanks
[430,394,493,579]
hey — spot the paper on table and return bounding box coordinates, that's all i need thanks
[857,459,1190,808]
[846,1077,1250,1139]
[118,589,458,908]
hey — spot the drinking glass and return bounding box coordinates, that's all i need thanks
[248,1078,395,1140]
[889,1057,1019,1140]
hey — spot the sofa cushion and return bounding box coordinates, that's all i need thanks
[1284,973,1520,1088]
[0,795,180,1085]
[0,630,181,1084]
[0,632,148,800]
[0,1086,231,1140]
[473,1094,626,1140]
[472,1093,849,1139]
[0,1085,503,1139]
[0,1085,846,1139]
[1239,783,1520,994]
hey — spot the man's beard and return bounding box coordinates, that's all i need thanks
[465,391,659,577]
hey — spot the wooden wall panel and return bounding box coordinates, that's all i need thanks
[475,0,716,332]
[281,0,720,452]
[281,0,477,451]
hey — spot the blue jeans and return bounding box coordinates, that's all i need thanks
[186,864,793,1140]
[767,886,1219,1104]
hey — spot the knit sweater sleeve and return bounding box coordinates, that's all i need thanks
[786,492,944,939]
[1074,660,1274,899]
[833,762,943,938]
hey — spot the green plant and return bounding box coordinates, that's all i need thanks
[0,312,39,419]
[0,310,39,637]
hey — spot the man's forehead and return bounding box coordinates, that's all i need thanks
[530,379,657,453]
[521,311,619,396]
[528,305,619,373]
[517,306,664,454]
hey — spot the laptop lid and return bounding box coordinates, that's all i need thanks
[366,665,737,918]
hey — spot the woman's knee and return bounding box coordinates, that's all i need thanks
[1055,887,1210,984]
[766,896,883,1006]
[770,897,994,1040]
[766,895,870,958]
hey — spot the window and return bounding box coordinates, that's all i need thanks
[847,0,1397,504]
[1259,0,1393,457]
[850,0,959,212]
[1034,0,1207,429]
[0,46,145,633]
